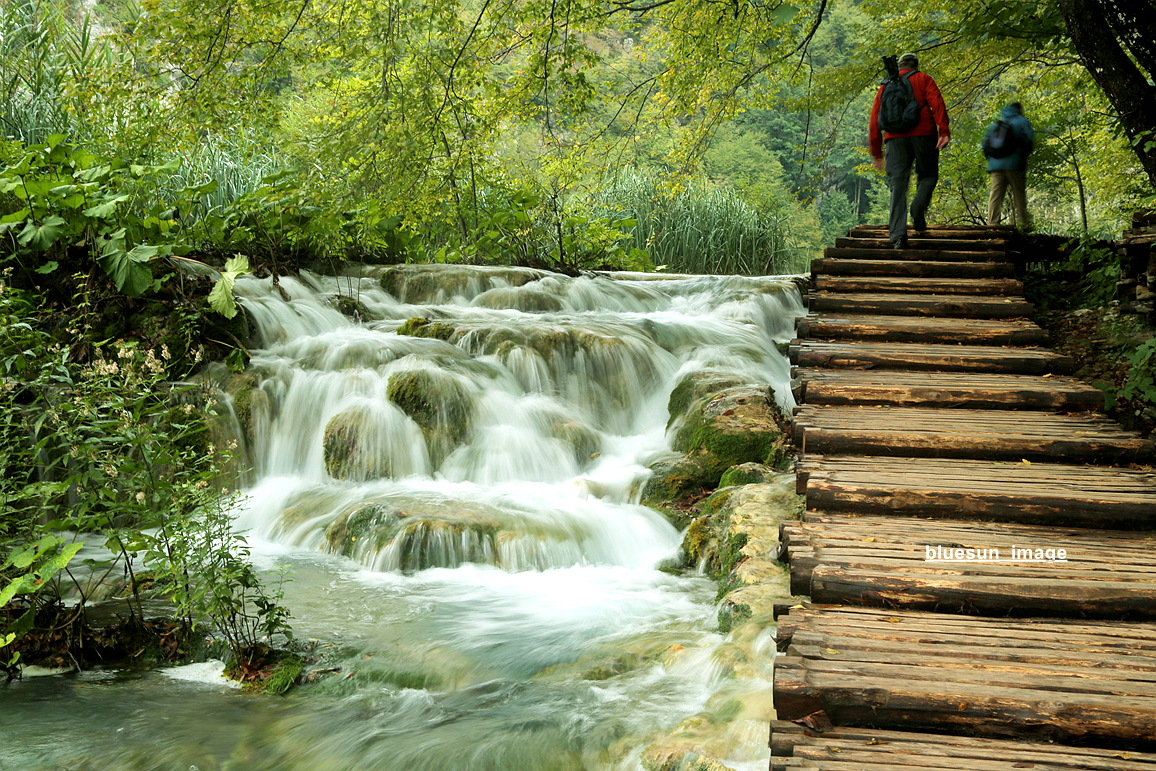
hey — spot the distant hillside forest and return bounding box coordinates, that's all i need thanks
[2,0,1154,278]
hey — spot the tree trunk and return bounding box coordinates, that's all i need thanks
[1059,0,1156,191]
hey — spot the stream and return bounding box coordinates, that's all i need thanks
[0,265,803,771]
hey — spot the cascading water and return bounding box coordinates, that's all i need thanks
[0,265,804,771]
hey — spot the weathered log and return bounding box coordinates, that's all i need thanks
[824,246,1008,262]
[807,292,1034,319]
[813,257,1016,278]
[794,370,1104,411]
[814,276,1024,296]
[794,314,1050,345]
[789,341,1075,374]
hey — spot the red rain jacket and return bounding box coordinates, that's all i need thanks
[868,68,950,160]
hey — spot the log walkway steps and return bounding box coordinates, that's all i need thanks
[772,225,1156,766]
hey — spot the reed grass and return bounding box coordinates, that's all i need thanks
[582,168,808,276]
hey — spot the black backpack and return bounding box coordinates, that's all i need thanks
[983,119,1018,159]
[877,56,922,133]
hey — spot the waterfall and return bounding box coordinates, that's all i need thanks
[0,265,805,771]
[230,266,801,573]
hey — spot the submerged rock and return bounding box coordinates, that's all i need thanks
[323,404,429,481]
[472,285,564,312]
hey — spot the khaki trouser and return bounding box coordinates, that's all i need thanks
[988,169,1031,229]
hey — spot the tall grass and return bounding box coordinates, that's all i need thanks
[583,168,807,276]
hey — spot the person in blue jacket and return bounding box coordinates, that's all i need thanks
[985,102,1034,230]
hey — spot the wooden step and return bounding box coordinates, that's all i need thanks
[813,276,1024,296]
[773,606,1156,745]
[790,341,1074,374]
[790,405,1154,462]
[795,455,1156,528]
[835,236,1011,252]
[794,314,1050,345]
[825,246,1008,262]
[770,721,1156,770]
[807,292,1033,318]
[793,370,1104,411]
[781,513,1156,618]
[812,257,1016,278]
[850,224,1017,238]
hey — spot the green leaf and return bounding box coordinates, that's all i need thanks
[98,242,154,296]
[16,216,68,251]
[208,273,239,318]
[83,194,130,219]
[35,260,59,274]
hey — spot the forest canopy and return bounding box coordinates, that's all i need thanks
[2,0,1155,274]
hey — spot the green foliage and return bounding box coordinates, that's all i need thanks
[1118,338,1156,408]
[0,281,291,674]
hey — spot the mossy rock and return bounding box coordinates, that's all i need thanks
[676,386,793,474]
[718,462,780,488]
[386,369,474,466]
[328,294,371,321]
[665,371,746,431]
[322,407,418,481]
[546,417,602,469]
[321,499,509,571]
[379,265,545,303]
[396,317,458,342]
[640,457,718,522]
[472,286,564,313]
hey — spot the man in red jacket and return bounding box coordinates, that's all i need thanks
[869,53,951,249]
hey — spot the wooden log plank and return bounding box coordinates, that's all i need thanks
[824,247,1009,262]
[834,237,1011,251]
[795,370,1103,411]
[775,664,1156,743]
[791,406,1153,462]
[790,341,1075,374]
[806,567,1156,619]
[807,292,1034,319]
[794,315,1050,345]
[813,277,1025,296]
[775,606,1156,648]
[770,719,1156,768]
[849,225,1017,238]
[812,258,1016,278]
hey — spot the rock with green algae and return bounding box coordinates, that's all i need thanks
[322,406,423,481]
[385,368,475,466]
[378,264,547,303]
[328,293,371,321]
[664,370,746,432]
[673,385,793,475]
[639,456,718,524]
[396,316,458,342]
[472,285,564,312]
[322,499,505,570]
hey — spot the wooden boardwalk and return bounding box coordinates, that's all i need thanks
[772,225,1156,766]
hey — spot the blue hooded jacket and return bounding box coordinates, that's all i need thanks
[985,104,1034,172]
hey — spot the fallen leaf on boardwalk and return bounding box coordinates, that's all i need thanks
[885,617,903,623]
[790,604,805,609]
[958,702,968,710]
[1116,753,1133,760]
[1021,459,1031,464]
[863,536,876,542]
[865,739,886,746]
[824,648,840,655]
[793,710,833,732]
[826,747,841,753]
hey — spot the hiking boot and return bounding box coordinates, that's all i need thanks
[912,211,927,232]
[891,236,908,250]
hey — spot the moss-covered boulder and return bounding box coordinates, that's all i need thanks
[472,286,564,313]
[385,369,474,467]
[322,500,506,571]
[378,264,547,303]
[396,317,458,342]
[673,386,792,473]
[718,462,780,488]
[328,294,371,321]
[665,371,746,432]
[323,406,427,481]
[639,457,718,522]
